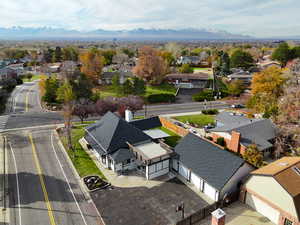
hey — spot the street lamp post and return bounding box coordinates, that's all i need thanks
[176,202,185,219]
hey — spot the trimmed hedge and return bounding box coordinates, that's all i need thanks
[202,109,218,115]
[147,94,176,103]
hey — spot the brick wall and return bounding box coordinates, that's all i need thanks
[159,117,189,137]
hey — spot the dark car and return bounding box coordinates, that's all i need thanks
[231,104,245,109]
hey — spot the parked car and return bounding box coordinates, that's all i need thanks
[231,104,245,109]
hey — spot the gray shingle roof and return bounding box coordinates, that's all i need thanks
[85,112,152,154]
[174,133,245,190]
[211,118,276,151]
[110,148,135,164]
[212,112,260,131]
[129,116,162,130]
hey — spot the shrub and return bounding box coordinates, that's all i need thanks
[147,94,175,103]
[206,136,213,141]
[216,137,226,147]
[202,109,218,115]
[16,77,23,85]
[192,89,214,102]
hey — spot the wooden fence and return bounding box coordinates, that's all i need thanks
[176,191,240,225]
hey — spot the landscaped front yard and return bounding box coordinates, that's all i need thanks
[173,114,215,128]
[59,123,106,180]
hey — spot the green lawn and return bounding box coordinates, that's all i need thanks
[59,124,106,180]
[173,114,215,128]
[145,84,177,97]
[159,127,181,148]
[98,83,177,99]
[22,74,44,82]
[193,67,213,75]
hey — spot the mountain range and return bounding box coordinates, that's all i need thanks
[0,27,253,40]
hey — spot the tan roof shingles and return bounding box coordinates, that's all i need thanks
[252,157,300,176]
[251,157,300,220]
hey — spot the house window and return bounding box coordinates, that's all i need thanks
[284,218,293,225]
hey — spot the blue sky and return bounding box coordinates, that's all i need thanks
[0,0,299,37]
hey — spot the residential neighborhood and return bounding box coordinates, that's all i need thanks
[0,1,300,225]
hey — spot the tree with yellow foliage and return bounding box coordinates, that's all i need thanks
[79,48,104,85]
[248,66,286,117]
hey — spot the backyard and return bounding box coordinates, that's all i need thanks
[159,126,181,148]
[59,122,106,179]
[22,74,45,82]
[173,114,215,128]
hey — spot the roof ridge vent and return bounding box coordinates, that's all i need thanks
[278,162,289,166]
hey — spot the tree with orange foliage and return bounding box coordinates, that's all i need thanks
[133,46,168,85]
[79,48,104,85]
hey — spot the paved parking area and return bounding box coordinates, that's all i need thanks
[199,202,274,225]
[91,178,209,225]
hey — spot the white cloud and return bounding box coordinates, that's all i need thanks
[0,0,299,37]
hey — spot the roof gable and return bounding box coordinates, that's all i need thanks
[174,133,245,190]
[129,116,162,130]
[85,112,151,154]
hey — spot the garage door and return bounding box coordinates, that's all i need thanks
[179,163,189,180]
[190,172,201,190]
[246,193,280,224]
[203,182,217,201]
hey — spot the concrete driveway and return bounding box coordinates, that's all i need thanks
[199,202,275,225]
[91,178,209,225]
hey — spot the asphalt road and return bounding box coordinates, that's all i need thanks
[6,128,101,225]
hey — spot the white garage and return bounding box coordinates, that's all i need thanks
[246,193,280,224]
[179,162,190,180]
[190,172,202,190]
[203,182,219,201]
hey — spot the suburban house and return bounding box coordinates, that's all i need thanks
[208,111,277,157]
[173,133,254,202]
[258,61,281,70]
[81,112,173,180]
[100,71,133,85]
[0,67,18,82]
[227,72,253,85]
[177,56,201,65]
[241,157,300,225]
[165,72,211,89]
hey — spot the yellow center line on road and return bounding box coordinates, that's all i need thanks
[25,85,36,112]
[28,133,57,225]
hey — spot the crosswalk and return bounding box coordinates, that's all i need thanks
[0,115,9,132]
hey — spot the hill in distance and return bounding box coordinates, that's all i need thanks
[0,26,253,40]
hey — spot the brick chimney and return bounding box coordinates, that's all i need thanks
[229,131,241,153]
[211,208,226,225]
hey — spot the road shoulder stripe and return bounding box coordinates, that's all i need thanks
[29,133,57,225]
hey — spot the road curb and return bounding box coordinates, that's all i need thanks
[53,129,91,201]
[53,128,106,225]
